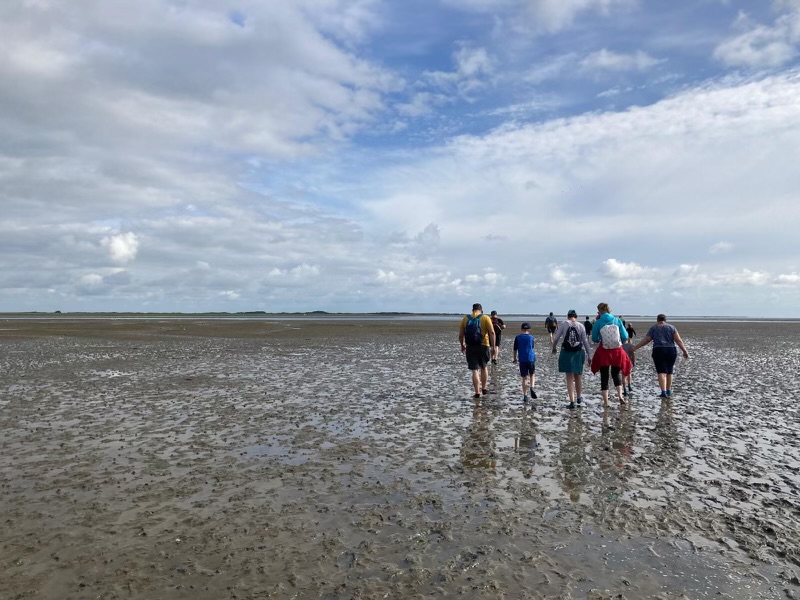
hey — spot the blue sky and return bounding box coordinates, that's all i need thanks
[1,0,800,316]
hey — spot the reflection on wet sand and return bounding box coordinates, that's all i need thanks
[1,318,798,599]
[559,413,589,502]
[512,406,538,478]
[461,404,497,470]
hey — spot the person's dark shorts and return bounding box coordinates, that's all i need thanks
[466,345,491,370]
[518,361,535,377]
[652,346,678,374]
[547,325,556,334]
[494,331,502,345]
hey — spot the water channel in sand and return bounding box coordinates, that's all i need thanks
[1,318,799,599]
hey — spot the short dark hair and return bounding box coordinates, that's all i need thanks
[657,313,667,322]
[490,310,497,316]
[472,303,482,311]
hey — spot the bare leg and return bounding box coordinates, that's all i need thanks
[666,374,673,391]
[616,385,626,403]
[575,375,582,399]
[480,366,489,392]
[601,389,609,407]
[521,377,528,397]
[565,374,576,403]
[658,373,667,391]
[472,370,482,395]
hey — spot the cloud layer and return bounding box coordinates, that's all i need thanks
[1,0,799,316]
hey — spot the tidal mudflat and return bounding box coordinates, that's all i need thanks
[1,318,799,599]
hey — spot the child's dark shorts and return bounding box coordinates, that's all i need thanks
[518,361,536,377]
[466,345,491,370]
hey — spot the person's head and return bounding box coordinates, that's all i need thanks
[549,312,553,316]
[585,316,590,320]
[490,310,497,316]
[472,303,482,312]
[657,313,667,323]
[521,322,531,331]
[567,309,578,320]
[597,302,611,315]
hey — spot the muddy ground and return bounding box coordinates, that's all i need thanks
[1,318,799,599]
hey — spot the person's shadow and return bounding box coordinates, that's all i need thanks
[651,398,683,475]
[461,404,497,470]
[559,413,588,502]
[514,405,538,477]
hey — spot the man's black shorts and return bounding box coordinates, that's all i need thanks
[494,331,502,345]
[466,345,490,370]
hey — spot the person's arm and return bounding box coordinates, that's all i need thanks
[459,318,466,353]
[551,323,563,353]
[581,327,591,358]
[488,327,497,350]
[512,337,519,363]
[674,331,689,359]
[618,318,629,341]
[632,334,652,352]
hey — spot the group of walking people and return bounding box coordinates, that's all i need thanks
[459,302,690,408]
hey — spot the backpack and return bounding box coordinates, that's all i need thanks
[561,324,582,352]
[464,315,484,347]
[599,323,622,349]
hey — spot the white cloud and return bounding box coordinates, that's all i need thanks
[581,49,663,72]
[267,264,322,280]
[80,273,104,287]
[714,4,800,67]
[776,272,800,284]
[422,44,494,97]
[709,241,734,254]
[219,290,240,300]
[376,269,398,283]
[101,232,139,264]
[601,259,656,279]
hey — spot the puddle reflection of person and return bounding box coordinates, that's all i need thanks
[610,406,637,470]
[461,405,497,470]
[514,406,538,477]
[559,413,588,501]
[652,398,682,474]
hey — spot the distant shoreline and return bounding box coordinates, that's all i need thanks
[1,312,797,322]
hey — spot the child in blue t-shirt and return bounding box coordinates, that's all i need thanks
[513,323,537,402]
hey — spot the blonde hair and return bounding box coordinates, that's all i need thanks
[597,302,611,314]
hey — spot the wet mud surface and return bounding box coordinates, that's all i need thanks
[1,318,800,599]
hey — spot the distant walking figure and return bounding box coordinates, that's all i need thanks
[552,309,591,410]
[459,303,496,399]
[625,322,636,339]
[545,312,558,343]
[583,316,593,337]
[490,310,506,364]
[632,314,689,397]
[590,302,632,407]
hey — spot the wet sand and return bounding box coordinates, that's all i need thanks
[1,318,799,599]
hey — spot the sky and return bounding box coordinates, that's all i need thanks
[2,0,800,316]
